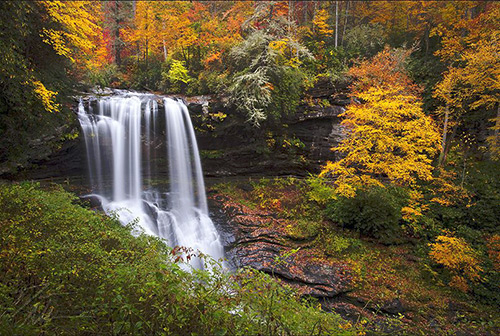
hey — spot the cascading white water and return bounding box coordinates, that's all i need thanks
[78,93,224,268]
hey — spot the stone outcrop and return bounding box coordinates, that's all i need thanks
[192,82,349,176]
[209,194,353,298]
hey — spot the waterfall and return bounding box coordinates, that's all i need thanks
[78,93,224,268]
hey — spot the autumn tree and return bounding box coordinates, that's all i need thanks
[39,0,102,72]
[102,1,133,66]
[195,1,253,71]
[320,47,440,197]
[433,3,500,162]
[429,233,483,292]
[0,1,102,171]
[228,1,312,126]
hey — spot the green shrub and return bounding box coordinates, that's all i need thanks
[321,232,364,257]
[306,174,335,206]
[464,161,500,233]
[267,66,307,122]
[325,186,409,243]
[85,63,121,88]
[285,219,322,240]
[0,183,356,335]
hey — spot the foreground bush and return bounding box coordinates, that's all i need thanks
[0,183,354,335]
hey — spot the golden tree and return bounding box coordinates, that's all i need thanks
[39,0,101,68]
[429,233,483,292]
[321,48,440,197]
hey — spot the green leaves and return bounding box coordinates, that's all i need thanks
[0,183,357,335]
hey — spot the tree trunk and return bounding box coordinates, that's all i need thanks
[113,1,122,66]
[341,1,349,47]
[438,105,450,166]
[163,39,168,62]
[162,23,167,62]
[335,1,339,48]
[424,25,430,55]
[444,123,458,166]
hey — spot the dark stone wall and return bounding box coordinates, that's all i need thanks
[191,80,349,177]
[13,81,349,180]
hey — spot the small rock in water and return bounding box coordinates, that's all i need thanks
[78,195,103,211]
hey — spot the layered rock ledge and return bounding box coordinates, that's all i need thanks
[210,194,353,298]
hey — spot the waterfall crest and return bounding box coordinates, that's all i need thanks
[78,93,224,267]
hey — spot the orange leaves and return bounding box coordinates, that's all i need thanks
[203,51,222,67]
[126,1,250,71]
[432,1,495,63]
[428,233,483,292]
[348,46,421,95]
[126,1,194,59]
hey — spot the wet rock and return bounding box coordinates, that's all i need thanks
[78,195,103,212]
[191,81,349,177]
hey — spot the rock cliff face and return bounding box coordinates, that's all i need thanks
[12,81,348,180]
[208,192,407,332]
[191,81,349,177]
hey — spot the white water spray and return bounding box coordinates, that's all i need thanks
[78,94,224,267]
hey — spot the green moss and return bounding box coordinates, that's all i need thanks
[200,149,224,159]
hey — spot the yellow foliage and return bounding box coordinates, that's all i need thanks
[433,4,500,159]
[321,84,440,197]
[39,0,101,69]
[312,9,333,36]
[429,234,483,292]
[427,168,470,209]
[269,38,302,68]
[32,80,59,113]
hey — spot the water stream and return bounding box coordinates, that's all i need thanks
[78,93,224,268]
